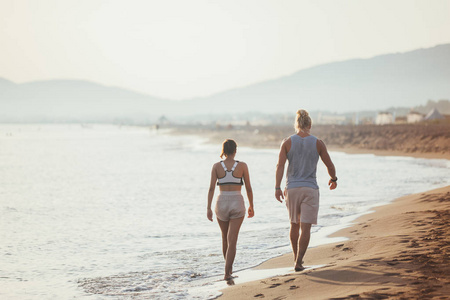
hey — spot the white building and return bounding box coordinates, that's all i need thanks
[317,112,347,125]
[375,112,394,125]
[407,111,424,123]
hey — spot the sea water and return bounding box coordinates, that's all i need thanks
[0,124,449,299]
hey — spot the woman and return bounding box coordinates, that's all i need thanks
[275,109,337,271]
[207,139,254,281]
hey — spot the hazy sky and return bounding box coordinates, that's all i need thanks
[1,0,449,100]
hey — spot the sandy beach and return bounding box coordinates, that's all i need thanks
[214,125,450,299]
[168,123,450,299]
[219,185,450,300]
[171,123,450,160]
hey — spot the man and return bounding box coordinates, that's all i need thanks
[275,109,337,271]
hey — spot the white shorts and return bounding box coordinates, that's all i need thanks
[215,191,245,221]
[286,187,320,224]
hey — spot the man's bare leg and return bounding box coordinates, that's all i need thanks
[295,222,312,271]
[289,222,300,262]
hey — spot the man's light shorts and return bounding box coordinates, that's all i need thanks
[286,187,320,224]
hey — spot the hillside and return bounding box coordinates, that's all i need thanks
[1,44,449,122]
[185,44,450,114]
[0,80,173,122]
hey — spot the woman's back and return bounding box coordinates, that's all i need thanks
[215,160,245,191]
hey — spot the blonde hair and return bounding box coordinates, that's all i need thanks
[220,139,237,158]
[295,109,312,132]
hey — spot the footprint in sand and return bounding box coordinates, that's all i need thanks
[359,263,372,267]
[254,293,265,298]
[268,283,281,288]
[284,278,295,283]
[289,285,299,290]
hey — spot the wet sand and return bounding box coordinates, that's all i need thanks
[219,185,450,299]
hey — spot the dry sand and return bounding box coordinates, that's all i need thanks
[170,123,450,160]
[219,186,450,300]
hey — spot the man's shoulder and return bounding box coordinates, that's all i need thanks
[281,136,292,145]
[284,133,298,141]
[280,136,293,152]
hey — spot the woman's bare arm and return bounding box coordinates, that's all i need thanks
[207,164,217,221]
[242,162,254,218]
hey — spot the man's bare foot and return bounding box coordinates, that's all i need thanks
[294,264,305,272]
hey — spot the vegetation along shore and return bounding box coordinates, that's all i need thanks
[171,122,450,160]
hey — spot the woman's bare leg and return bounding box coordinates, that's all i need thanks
[217,218,229,260]
[218,216,244,279]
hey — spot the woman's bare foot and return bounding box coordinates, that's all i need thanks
[224,274,239,280]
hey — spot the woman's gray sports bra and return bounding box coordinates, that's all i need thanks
[217,161,244,185]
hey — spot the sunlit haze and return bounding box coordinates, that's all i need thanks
[1,0,449,99]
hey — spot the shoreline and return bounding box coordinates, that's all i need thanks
[168,124,450,160]
[219,185,450,299]
[167,124,450,298]
[327,146,450,160]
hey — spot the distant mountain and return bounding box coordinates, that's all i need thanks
[0,79,173,122]
[1,44,449,122]
[183,44,450,114]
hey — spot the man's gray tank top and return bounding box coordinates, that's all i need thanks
[286,134,319,189]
